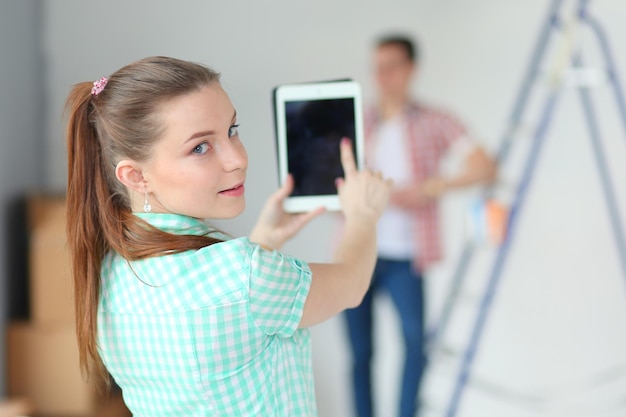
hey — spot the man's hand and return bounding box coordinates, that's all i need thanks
[390,177,448,209]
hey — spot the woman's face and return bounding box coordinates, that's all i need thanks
[141,83,248,219]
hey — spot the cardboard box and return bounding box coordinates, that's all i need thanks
[0,398,33,417]
[27,196,74,325]
[6,322,97,416]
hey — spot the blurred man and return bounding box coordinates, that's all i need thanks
[344,34,496,417]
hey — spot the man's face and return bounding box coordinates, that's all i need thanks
[374,44,416,100]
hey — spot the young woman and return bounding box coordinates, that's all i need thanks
[65,56,391,416]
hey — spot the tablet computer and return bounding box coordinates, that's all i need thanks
[273,80,365,213]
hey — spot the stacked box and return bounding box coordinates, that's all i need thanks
[5,196,129,416]
[6,322,97,416]
[27,196,74,324]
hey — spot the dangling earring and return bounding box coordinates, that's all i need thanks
[143,190,152,213]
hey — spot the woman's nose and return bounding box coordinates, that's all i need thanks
[218,139,248,172]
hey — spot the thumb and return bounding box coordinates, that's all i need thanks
[274,174,295,201]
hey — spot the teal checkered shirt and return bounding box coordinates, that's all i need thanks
[97,213,317,416]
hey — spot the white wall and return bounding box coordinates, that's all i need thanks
[0,0,44,395]
[42,1,626,416]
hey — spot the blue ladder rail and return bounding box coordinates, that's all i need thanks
[427,0,566,352]
[438,0,626,415]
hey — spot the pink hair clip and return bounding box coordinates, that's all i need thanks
[91,76,108,96]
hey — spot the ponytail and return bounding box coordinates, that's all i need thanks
[65,82,110,383]
[65,57,222,383]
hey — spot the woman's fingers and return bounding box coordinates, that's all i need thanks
[271,174,295,203]
[278,206,326,243]
[340,138,357,177]
[295,206,326,229]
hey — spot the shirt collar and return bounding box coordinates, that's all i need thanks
[134,213,214,236]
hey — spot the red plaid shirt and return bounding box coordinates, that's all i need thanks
[365,102,467,271]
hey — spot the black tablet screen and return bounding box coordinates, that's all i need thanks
[285,98,356,196]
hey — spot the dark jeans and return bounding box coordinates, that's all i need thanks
[345,258,426,417]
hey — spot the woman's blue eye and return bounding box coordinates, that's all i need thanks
[192,142,209,154]
[228,124,240,138]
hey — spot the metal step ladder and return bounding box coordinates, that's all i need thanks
[424,0,626,415]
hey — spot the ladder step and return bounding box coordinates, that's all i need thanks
[543,67,611,87]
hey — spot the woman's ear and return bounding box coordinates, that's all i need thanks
[115,159,146,192]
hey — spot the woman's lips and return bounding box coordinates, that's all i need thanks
[219,183,245,197]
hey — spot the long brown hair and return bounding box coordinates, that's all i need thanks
[65,56,222,383]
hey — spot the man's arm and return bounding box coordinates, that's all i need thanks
[391,145,497,209]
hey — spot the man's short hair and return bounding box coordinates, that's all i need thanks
[376,34,419,63]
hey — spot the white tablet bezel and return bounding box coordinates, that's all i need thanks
[274,80,365,213]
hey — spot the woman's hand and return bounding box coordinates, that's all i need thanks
[336,138,392,222]
[249,175,325,250]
